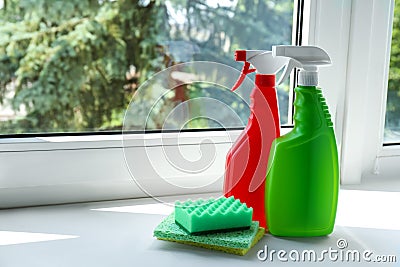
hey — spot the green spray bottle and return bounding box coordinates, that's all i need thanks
[266,45,339,237]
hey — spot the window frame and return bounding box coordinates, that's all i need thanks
[0,130,242,208]
[6,0,394,207]
[333,0,399,183]
[301,0,400,184]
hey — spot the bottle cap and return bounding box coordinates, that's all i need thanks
[255,74,275,87]
[298,71,318,86]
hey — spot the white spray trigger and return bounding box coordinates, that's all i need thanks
[276,58,302,85]
[244,50,289,79]
[272,45,332,86]
[232,50,291,89]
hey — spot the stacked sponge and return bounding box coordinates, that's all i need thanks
[153,196,265,256]
[175,197,253,234]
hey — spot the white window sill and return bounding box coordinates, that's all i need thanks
[0,189,399,267]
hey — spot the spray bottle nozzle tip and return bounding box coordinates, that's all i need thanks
[235,50,247,62]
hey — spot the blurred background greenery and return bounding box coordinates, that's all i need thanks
[0,0,293,134]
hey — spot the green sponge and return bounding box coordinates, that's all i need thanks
[174,196,253,234]
[153,213,264,256]
[157,227,265,256]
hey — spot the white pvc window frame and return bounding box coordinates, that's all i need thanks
[335,0,398,183]
[0,131,241,208]
[303,0,400,184]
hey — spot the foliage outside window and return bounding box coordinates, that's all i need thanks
[0,0,293,135]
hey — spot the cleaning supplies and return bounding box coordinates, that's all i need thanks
[174,197,253,234]
[224,50,288,229]
[154,197,264,256]
[154,213,264,256]
[266,45,339,237]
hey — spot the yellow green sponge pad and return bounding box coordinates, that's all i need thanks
[153,213,265,256]
[175,196,253,234]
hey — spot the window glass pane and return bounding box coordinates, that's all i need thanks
[0,0,294,135]
[386,0,400,143]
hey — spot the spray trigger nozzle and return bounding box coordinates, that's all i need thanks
[276,58,302,85]
[231,61,256,91]
[272,45,332,86]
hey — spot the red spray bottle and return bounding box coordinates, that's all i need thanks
[224,50,288,229]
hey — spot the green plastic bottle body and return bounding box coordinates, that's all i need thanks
[266,86,339,237]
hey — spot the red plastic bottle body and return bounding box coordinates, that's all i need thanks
[223,74,280,229]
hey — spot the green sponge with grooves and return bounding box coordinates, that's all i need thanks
[174,196,253,234]
[153,213,264,256]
